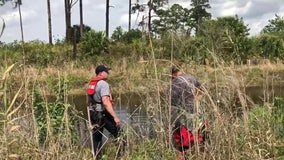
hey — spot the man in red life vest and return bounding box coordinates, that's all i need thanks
[86,65,121,159]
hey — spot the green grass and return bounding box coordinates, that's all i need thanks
[1,41,284,159]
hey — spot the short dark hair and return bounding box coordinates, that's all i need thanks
[95,65,111,75]
[171,67,180,74]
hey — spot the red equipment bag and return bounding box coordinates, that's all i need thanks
[173,123,206,151]
[173,125,194,149]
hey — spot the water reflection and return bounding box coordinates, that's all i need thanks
[70,86,284,119]
[68,86,284,144]
[246,85,284,104]
[70,93,146,122]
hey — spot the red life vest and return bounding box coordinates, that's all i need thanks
[87,76,114,105]
[87,76,104,95]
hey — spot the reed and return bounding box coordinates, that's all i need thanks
[1,43,284,160]
[0,65,93,160]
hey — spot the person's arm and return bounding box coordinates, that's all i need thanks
[194,79,203,100]
[102,96,120,126]
[86,94,90,107]
[171,81,182,106]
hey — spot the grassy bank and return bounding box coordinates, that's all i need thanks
[1,60,284,159]
[5,59,284,95]
[1,41,284,159]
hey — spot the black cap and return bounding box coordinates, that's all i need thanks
[95,65,111,75]
[171,67,180,74]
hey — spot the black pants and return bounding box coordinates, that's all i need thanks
[90,110,120,159]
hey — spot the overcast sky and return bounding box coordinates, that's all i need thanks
[0,0,284,43]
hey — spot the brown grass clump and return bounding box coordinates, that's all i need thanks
[1,55,284,159]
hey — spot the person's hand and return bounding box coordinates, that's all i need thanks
[114,117,121,127]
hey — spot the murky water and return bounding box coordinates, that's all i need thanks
[67,86,284,145]
[246,85,284,103]
[70,93,145,122]
[70,86,284,119]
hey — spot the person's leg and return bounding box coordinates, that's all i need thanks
[103,112,120,137]
[93,126,104,159]
[103,112,126,158]
[90,110,103,127]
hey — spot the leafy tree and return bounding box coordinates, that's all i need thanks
[111,27,142,44]
[71,24,91,43]
[111,26,124,42]
[189,0,211,34]
[258,34,284,59]
[152,4,192,36]
[262,14,284,36]
[121,29,142,44]
[132,0,168,32]
[198,16,250,62]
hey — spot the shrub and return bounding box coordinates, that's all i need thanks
[80,30,109,56]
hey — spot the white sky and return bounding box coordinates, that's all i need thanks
[0,0,284,43]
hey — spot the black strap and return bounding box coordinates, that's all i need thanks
[88,94,103,105]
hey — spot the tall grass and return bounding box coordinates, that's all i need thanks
[107,36,284,159]
[0,64,93,160]
[1,42,284,160]
[118,63,284,159]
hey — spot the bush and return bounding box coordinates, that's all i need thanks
[248,98,284,158]
[258,34,284,59]
[80,30,109,56]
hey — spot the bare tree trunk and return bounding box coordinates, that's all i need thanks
[73,27,77,58]
[18,0,24,42]
[128,0,131,31]
[79,0,83,36]
[148,7,152,33]
[105,0,109,38]
[47,0,53,44]
[0,18,5,38]
[65,0,72,42]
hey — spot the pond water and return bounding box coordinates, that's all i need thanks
[67,85,284,145]
[70,85,284,120]
[70,93,145,122]
[246,85,284,103]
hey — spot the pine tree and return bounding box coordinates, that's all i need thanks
[189,0,211,34]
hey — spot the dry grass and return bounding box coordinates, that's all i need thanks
[0,64,93,160]
[1,57,284,159]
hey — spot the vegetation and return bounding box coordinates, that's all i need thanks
[1,31,284,159]
[1,0,284,159]
[1,48,284,159]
